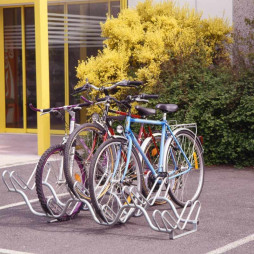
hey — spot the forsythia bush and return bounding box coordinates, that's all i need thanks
[74,0,254,167]
[76,0,232,97]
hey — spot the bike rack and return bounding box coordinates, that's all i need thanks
[2,167,201,239]
[2,166,46,217]
[71,177,201,239]
[2,167,82,220]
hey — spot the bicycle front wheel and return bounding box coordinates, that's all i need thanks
[64,123,106,200]
[164,129,204,207]
[35,144,83,220]
[89,138,147,223]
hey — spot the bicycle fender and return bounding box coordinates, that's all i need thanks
[163,127,203,167]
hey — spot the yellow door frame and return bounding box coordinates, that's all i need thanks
[34,0,50,155]
[0,0,126,154]
[0,0,50,155]
[21,6,27,131]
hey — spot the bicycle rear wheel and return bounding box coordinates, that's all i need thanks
[64,123,106,200]
[89,138,147,223]
[35,144,83,220]
[164,129,204,207]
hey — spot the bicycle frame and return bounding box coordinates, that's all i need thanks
[68,99,159,174]
[117,113,193,182]
[82,116,158,165]
[107,112,157,145]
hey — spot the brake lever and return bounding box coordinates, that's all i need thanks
[40,109,60,116]
[73,106,82,110]
[40,111,51,116]
[136,98,149,103]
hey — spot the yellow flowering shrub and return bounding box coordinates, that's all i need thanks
[76,0,232,100]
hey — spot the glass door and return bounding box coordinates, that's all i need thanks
[4,7,23,129]
[25,7,37,130]
[2,1,121,133]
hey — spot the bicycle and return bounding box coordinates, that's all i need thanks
[63,80,160,201]
[88,101,204,222]
[29,97,93,220]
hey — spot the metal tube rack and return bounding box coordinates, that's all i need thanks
[2,168,201,239]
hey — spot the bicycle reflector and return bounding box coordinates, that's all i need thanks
[199,136,203,145]
[151,148,158,157]
[193,152,199,170]
[75,173,82,183]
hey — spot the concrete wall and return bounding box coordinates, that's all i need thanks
[233,0,254,36]
[233,0,254,63]
[128,0,233,24]
[196,0,232,24]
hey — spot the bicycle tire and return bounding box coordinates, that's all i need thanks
[35,144,83,220]
[164,129,204,207]
[63,123,106,200]
[89,137,147,223]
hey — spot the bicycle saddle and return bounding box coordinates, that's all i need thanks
[135,106,156,116]
[156,104,178,113]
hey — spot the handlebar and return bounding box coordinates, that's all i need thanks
[95,93,159,109]
[29,99,93,113]
[127,81,143,86]
[96,97,108,103]
[80,95,93,104]
[125,94,159,102]
[72,80,143,95]
[29,103,51,113]
[140,94,159,99]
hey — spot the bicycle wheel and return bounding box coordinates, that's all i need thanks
[164,129,204,207]
[89,138,147,223]
[35,144,84,220]
[64,123,106,200]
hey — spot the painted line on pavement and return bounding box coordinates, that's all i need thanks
[0,192,70,211]
[0,199,39,211]
[0,248,34,254]
[206,233,254,254]
[0,160,38,169]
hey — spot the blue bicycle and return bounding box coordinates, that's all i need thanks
[89,96,204,222]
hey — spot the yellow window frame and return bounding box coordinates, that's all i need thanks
[0,0,126,154]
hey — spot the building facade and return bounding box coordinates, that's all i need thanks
[0,0,253,154]
[0,0,126,154]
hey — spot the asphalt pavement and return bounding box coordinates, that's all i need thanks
[0,134,253,254]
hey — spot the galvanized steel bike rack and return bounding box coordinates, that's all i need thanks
[2,167,81,220]
[2,166,201,239]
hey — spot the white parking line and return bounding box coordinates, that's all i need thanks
[0,192,70,211]
[0,199,38,211]
[206,233,254,254]
[0,248,34,254]
[0,160,38,169]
